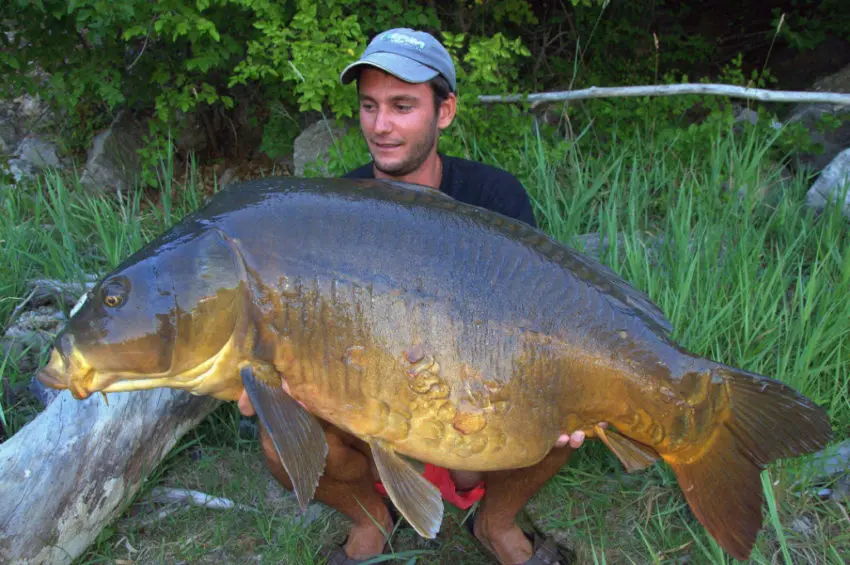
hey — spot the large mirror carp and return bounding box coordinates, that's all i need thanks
[38,177,832,560]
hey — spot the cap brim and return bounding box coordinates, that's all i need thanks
[340,52,440,86]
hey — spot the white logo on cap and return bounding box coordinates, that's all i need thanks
[384,32,426,50]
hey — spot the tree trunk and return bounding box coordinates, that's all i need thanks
[0,388,220,564]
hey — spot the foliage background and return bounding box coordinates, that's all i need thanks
[3,0,849,182]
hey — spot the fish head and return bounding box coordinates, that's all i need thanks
[38,228,249,399]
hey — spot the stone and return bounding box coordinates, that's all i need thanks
[786,63,850,173]
[80,111,147,192]
[805,147,850,218]
[0,305,66,375]
[173,110,208,156]
[293,118,350,177]
[0,91,54,153]
[15,137,60,169]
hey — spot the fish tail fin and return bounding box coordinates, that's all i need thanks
[664,365,832,560]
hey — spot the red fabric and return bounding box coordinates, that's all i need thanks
[374,464,485,510]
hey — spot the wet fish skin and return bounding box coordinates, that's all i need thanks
[37,177,833,560]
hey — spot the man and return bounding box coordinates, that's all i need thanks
[238,28,591,565]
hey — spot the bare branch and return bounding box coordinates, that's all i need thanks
[477,83,850,106]
[146,487,260,513]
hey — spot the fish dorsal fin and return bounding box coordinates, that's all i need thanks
[240,364,328,510]
[595,424,659,472]
[370,440,443,538]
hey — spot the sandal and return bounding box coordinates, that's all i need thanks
[464,511,574,565]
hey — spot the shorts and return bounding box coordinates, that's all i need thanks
[374,464,486,510]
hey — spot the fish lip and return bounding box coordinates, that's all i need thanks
[37,366,94,399]
[36,365,69,390]
[37,347,95,399]
[37,348,70,390]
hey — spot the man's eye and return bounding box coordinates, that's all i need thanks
[397,104,412,112]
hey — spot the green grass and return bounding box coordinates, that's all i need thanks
[1,121,848,564]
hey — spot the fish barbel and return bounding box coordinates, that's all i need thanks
[37,177,832,560]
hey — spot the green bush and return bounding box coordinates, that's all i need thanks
[0,0,843,187]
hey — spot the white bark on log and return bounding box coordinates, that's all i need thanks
[0,388,220,564]
[477,84,850,106]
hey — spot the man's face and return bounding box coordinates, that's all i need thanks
[357,68,454,177]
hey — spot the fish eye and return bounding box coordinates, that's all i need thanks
[102,278,129,308]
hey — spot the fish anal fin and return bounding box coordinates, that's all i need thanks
[370,441,443,538]
[240,364,328,511]
[595,425,659,472]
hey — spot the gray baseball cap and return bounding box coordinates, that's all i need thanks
[340,28,456,91]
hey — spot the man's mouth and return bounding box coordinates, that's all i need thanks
[372,141,402,150]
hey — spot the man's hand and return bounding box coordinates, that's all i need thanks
[236,380,307,418]
[237,389,255,417]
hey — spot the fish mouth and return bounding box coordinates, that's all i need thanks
[37,347,96,399]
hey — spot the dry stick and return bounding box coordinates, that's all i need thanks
[133,487,260,529]
[477,84,850,107]
[146,487,260,513]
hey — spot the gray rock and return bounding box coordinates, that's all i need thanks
[732,106,782,133]
[7,159,33,182]
[25,276,98,310]
[16,137,60,169]
[806,439,850,478]
[12,137,62,176]
[0,92,53,152]
[787,63,850,173]
[0,305,66,375]
[293,119,350,177]
[0,124,10,154]
[8,136,63,181]
[173,110,208,156]
[80,111,147,192]
[734,107,760,128]
[794,439,850,502]
[805,147,850,218]
[790,516,815,538]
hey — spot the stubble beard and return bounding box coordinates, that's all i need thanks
[371,121,438,177]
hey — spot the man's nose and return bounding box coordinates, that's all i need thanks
[373,107,392,134]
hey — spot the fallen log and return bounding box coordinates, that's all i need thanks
[0,388,220,564]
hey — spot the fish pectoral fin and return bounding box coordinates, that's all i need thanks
[370,440,443,538]
[241,365,328,511]
[595,424,659,472]
[398,453,427,475]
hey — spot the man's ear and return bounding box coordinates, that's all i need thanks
[438,93,457,130]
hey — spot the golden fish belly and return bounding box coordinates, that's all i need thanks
[255,274,566,471]
[280,335,562,471]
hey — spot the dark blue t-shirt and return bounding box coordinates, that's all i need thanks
[342,154,537,228]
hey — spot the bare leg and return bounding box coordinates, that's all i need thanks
[259,422,393,560]
[470,446,574,564]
